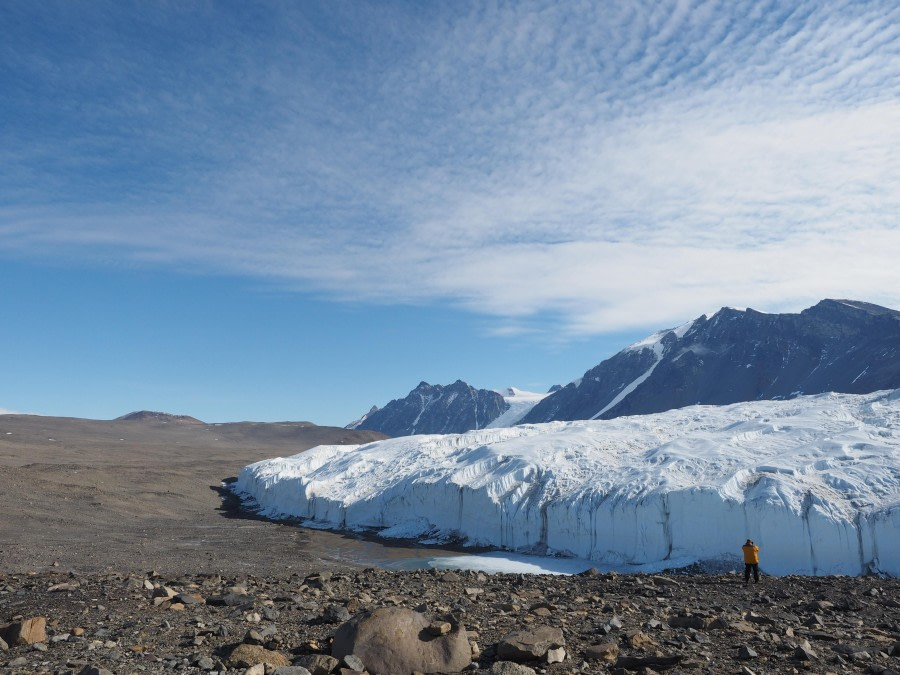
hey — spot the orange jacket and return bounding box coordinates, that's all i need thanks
[742,544,759,564]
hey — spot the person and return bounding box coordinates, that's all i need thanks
[742,539,760,583]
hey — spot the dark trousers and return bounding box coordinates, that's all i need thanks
[744,563,759,583]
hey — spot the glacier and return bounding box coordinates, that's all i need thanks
[236,389,900,577]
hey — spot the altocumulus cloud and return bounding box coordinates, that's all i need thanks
[1,0,899,335]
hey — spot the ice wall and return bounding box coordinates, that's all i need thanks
[236,390,900,576]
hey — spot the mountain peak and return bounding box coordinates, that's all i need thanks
[807,299,900,317]
[351,380,507,436]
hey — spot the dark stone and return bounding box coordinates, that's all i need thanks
[208,592,254,607]
[322,604,351,624]
[737,645,757,660]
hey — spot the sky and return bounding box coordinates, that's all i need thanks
[2,1,899,426]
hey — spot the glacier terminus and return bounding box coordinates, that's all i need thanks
[237,389,900,577]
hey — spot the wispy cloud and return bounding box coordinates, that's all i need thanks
[2,0,899,335]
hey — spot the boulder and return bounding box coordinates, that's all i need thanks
[227,643,290,668]
[332,607,471,675]
[0,617,47,646]
[496,625,565,662]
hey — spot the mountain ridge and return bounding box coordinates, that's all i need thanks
[522,298,900,423]
[347,299,900,435]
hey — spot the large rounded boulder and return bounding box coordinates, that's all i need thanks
[332,607,471,675]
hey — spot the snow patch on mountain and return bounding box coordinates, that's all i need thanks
[486,388,548,428]
[237,389,900,577]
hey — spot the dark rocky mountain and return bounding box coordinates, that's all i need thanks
[522,299,900,423]
[349,380,509,436]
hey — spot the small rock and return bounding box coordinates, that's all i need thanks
[227,643,290,668]
[585,642,619,663]
[427,621,452,636]
[174,592,204,605]
[668,615,709,629]
[8,656,28,667]
[244,629,266,645]
[794,642,818,661]
[738,645,758,660]
[76,667,113,675]
[208,592,254,606]
[342,654,366,671]
[323,604,352,623]
[626,630,657,649]
[47,582,78,592]
[152,586,176,599]
[293,654,340,675]
[614,654,682,671]
[651,575,680,586]
[196,656,215,670]
[497,625,565,662]
[272,668,313,675]
[546,646,565,664]
[489,662,537,675]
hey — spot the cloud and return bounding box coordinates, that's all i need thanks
[2,0,899,335]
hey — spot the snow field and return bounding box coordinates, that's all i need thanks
[236,390,900,576]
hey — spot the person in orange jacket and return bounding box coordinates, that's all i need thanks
[742,539,760,583]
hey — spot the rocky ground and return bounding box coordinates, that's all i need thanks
[2,566,898,675]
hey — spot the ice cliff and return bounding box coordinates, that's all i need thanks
[236,389,900,577]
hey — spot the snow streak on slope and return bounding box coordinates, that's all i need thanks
[591,342,664,419]
[236,390,900,577]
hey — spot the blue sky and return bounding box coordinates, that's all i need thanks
[2,1,899,425]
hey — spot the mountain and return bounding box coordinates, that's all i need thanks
[238,389,900,577]
[522,299,900,423]
[349,380,510,436]
[115,410,204,424]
